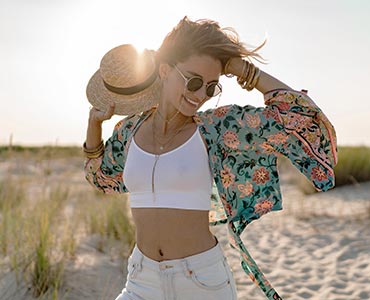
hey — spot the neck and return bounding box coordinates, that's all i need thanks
[156,106,180,124]
[153,106,192,135]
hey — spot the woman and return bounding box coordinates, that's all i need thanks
[84,17,337,300]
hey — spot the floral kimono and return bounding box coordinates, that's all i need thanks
[85,89,337,300]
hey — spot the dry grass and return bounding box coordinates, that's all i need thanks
[334,146,370,186]
[278,146,370,194]
[0,146,135,299]
[0,145,83,159]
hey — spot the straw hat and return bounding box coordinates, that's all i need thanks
[86,44,161,116]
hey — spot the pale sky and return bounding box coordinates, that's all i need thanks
[1,0,370,146]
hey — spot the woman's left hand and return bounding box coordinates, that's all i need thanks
[225,57,291,93]
[224,57,244,77]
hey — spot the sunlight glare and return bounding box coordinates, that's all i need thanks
[132,42,147,55]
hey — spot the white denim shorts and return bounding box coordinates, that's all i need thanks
[115,239,237,300]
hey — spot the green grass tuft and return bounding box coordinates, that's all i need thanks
[334,146,370,186]
[0,153,135,299]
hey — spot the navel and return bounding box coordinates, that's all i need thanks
[159,249,164,256]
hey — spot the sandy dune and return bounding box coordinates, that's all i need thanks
[213,180,370,300]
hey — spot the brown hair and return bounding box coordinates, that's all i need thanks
[156,16,265,72]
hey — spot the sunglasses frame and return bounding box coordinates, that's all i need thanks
[173,65,222,98]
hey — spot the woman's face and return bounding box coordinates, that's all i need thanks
[159,55,222,116]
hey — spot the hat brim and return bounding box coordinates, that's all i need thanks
[86,69,161,116]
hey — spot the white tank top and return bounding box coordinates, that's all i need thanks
[123,128,213,210]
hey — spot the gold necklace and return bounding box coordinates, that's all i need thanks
[150,110,192,195]
[152,111,192,151]
[156,108,180,125]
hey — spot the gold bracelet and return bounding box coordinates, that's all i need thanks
[236,60,261,91]
[244,64,256,90]
[83,147,104,158]
[240,63,252,89]
[83,140,104,153]
[247,67,261,91]
[84,151,104,159]
[248,63,257,86]
[224,59,234,77]
[237,60,247,84]
[238,62,260,91]
[239,61,254,87]
[83,140,105,158]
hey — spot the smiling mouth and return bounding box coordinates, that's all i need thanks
[183,96,199,106]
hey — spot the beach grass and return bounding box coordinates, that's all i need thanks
[0,145,83,160]
[334,146,370,186]
[80,191,135,257]
[0,180,70,298]
[279,145,370,194]
[0,147,135,299]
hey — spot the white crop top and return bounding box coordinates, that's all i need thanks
[123,128,213,210]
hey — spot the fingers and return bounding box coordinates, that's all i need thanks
[104,101,115,119]
[89,101,116,122]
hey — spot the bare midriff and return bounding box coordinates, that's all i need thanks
[131,208,217,262]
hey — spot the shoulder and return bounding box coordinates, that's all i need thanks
[195,105,234,126]
[197,103,264,118]
[196,104,266,130]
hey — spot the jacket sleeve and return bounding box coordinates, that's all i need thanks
[84,118,129,194]
[262,89,337,191]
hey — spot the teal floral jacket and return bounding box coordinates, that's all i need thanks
[85,89,337,300]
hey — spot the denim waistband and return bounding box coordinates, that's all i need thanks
[130,238,224,274]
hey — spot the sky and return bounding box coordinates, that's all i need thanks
[1,0,370,146]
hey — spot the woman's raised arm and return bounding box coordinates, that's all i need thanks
[225,57,292,93]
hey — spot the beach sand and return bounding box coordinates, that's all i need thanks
[213,179,370,300]
[0,155,369,300]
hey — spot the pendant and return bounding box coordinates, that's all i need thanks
[151,155,160,197]
[159,146,164,150]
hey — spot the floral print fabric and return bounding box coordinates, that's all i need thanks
[84,89,337,300]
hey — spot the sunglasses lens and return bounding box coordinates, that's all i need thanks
[187,77,203,92]
[206,84,216,97]
[206,83,221,97]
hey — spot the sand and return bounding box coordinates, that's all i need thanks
[213,179,370,300]
[0,155,369,300]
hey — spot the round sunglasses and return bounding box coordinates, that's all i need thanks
[174,65,222,98]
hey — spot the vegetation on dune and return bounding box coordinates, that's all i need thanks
[0,147,134,299]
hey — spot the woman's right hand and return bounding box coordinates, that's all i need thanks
[89,102,116,124]
[85,102,115,150]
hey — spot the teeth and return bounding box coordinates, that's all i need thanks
[184,96,198,106]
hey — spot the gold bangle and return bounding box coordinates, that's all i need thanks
[224,59,234,77]
[236,60,261,91]
[237,60,247,84]
[247,67,261,91]
[244,64,256,90]
[84,151,104,159]
[83,148,104,159]
[252,68,261,88]
[83,140,103,153]
[238,61,254,88]
[246,63,256,87]
[83,140,105,158]
[241,64,252,89]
